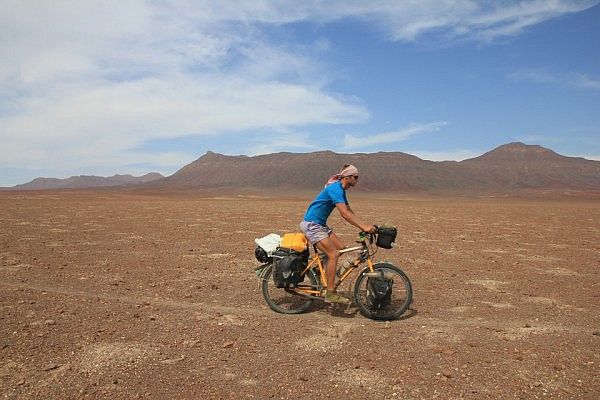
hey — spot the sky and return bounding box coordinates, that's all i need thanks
[1,1,599,186]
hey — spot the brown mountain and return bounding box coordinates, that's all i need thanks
[10,143,598,193]
[155,150,447,191]
[153,142,600,193]
[12,173,164,190]
[457,143,600,190]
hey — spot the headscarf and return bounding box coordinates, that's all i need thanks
[325,165,358,187]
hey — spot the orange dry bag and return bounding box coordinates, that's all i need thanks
[280,233,308,252]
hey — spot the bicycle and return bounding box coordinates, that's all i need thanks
[256,229,413,321]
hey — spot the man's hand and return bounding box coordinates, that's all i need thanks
[363,225,376,233]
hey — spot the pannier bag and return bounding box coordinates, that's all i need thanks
[254,233,281,263]
[367,274,393,310]
[376,227,397,249]
[271,248,309,288]
[255,246,270,263]
[280,233,309,252]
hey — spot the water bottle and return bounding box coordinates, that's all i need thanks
[337,260,354,277]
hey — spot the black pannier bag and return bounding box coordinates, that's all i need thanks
[255,246,271,264]
[376,226,397,249]
[367,276,393,310]
[271,248,309,288]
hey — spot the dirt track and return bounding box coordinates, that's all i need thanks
[1,191,599,399]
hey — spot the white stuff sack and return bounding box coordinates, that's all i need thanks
[254,233,281,255]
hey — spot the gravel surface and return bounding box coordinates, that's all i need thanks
[1,191,599,399]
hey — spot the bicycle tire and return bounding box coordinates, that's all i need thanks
[353,262,412,321]
[261,264,319,314]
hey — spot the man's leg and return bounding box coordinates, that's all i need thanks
[328,232,345,251]
[315,236,339,291]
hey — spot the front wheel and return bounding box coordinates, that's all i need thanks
[353,262,413,321]
[261,264,319,314]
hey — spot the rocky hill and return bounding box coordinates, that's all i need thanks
[456,143,600,190]
[8,143,599,193]
[12,173,164,190]
[153,143,600,193]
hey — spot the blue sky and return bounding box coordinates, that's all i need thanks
[1,1,599,186]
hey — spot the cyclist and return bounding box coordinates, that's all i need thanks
[299,164,376,304]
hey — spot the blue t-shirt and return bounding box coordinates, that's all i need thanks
[303,181,348,226]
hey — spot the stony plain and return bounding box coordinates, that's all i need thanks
[1,190,598,399]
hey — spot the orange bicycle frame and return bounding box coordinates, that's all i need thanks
[299,240,376,293]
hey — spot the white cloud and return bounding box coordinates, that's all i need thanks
[343,122,448,149]
[456,0,596,41]
[508,70,559,84]
[574,74,600,90]
[509,69,600,90]
[195,1,598,42]
[246,132,321,156]
[0,1,370,176]
[0,76,367,172]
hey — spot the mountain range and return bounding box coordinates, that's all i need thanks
[7,143,600,193]
[152,142,600,193]
[11,173,164,190]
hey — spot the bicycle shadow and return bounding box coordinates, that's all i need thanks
[306,302,358,319]
[309,302,418,321]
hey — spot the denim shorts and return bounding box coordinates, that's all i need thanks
[299,220,332,245]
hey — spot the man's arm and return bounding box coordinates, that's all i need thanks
[335,203,375,233]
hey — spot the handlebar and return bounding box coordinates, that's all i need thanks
[357,233,371,243]
[358,225,379,244]
[358,225,397,247]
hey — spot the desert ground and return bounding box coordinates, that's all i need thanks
[0,190,598,399]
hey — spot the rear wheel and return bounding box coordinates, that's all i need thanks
[353,262,412,321]
[261,264,319,314]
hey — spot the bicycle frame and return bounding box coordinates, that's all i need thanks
[297,237,376,295]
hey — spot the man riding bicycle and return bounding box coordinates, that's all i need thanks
[299,164,376,304]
